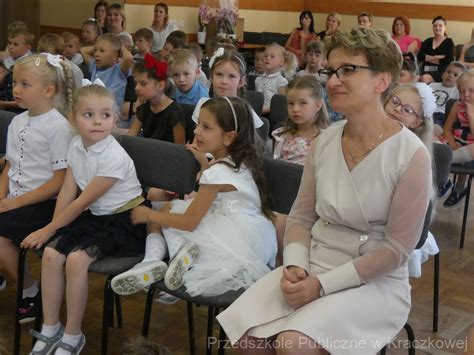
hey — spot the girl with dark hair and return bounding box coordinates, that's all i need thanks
[111,96,277,298]
[285,11,319,69]
[418,16,454,83]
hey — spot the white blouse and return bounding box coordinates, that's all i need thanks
[6,109,73,198]
[149,22,178,52]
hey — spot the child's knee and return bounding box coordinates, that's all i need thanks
[42,247,65,266]
[65,251,95,273]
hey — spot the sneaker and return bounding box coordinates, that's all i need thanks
[0,275,6,291]
[111,260,168,296]
[164,243,199,291]
[19,293,39,324]
[443,187,468,209]
[156,291,180,305]
[437,179,453,198]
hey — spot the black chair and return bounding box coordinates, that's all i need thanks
[141,157,303,355]
[450,162,474,248]
[257,116,270,141]
[0,110,15,154]
[464,44,474,62]
[246,74,257,91]
[262,32,289,46]
[269,94,288,132]
[243,32,264,45]
[244,90,264,116]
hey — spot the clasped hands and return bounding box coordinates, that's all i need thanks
[280,266,321,309]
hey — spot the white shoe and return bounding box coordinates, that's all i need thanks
[156,291,180,305]
[164,243,199,291]
[111,261,167,295]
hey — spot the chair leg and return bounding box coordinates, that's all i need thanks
[32,284,43,347]
[108,286,115,328]
[101,275,113,355]
[141,284,156,337]
[404,323,416,355]
[433,252,440,332]
[206,306,215,355]
[114,293,123,328]
[459,175,472,249]
[380,346,387,355]
[14,249,27,355]
[187,301,196,355]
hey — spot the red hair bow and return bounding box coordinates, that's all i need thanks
[144,53,168,80]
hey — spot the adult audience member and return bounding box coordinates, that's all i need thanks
[94,1,108,34]
[106,3,133,45]
[285,11,319,69]
[318,12,341,40]
[357,12,373,28]
[392,16,421,54]
[418,16,454,83]
[459,28,474,69]
[217,27,431,355]
[149,3,178,52]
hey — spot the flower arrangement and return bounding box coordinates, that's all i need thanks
[198,4,214,32]
[216,0,238,34]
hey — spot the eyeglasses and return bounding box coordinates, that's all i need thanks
[318,64,373,80]
[389,96,419,117]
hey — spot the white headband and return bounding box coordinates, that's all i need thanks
[223,96,238,131]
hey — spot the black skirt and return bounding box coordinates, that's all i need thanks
[46,201,150,259]
[0,200,56,245]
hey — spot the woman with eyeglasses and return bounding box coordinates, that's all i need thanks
[217,28,431,355]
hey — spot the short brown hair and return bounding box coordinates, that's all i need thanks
[167,30,188,45]
[168,48,198,69]
[358,12,373,22]
[392,16,411,35]
[134,27,153,42]
[306,41,324,55]
[62,32,80,46]
[97,32,122,52]
[37,33,65,54]
[9,28,34,46]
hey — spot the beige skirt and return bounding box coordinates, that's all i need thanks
[217,264,410,355]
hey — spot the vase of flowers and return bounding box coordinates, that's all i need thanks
[198,3,214,44]
[216,0,238,36]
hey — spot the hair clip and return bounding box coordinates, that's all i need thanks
[82,78,106,87]
[144,53,168,80]
[35,57,41,66]
[208,47,225,69]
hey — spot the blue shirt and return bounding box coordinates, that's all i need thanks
[172,80,209,105]
[89,61,128,107]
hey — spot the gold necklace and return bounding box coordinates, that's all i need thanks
[343,120,393,164]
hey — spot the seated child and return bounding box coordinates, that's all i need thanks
[186,43,208,86]
[169,49,209,105]
[133,28,153,60]
[81,18,101,47]
[247,47,266,76]
[0,60,16,112]
[167,30,188,46]
[272,76,329,165]
[111,97,277,298]
[81,33,134,108]
[128,53,185,143]
[62,32,83,65]
[442,69,474,207]
[398,52,420,84]
[160,36,185,62]
[255,43,289,114]
[430,61,467,133]
[3,28,33,70]
[297,41,324,80]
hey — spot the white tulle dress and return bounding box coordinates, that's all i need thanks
[162,158,277,297]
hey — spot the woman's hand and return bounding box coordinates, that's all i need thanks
[20,227,54,250]
[130,205,153,224]
[280,267,321,309]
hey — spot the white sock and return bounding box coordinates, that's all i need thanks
[453,146,474,164]
[31,322,61,352]
[142,233,167,263]
[164,234,187,260]
[23,282,38,299]
[55,333,83,355]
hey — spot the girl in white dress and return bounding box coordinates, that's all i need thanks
[112,96,277,297]
[217,28,432,355]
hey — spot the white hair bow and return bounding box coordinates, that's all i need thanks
[415,82,437,119]
[81,78,106,88]
[208,47,225,69]
[42,53,63,69]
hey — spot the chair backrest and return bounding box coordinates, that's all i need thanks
[415,200,433,250]
[243,32,264,44]
[244,90,264,116]
[257,116,270,140]
[263,32,289,46]
[0,110,15,154]
[246,74,257,91]
[432,143,453,188]
[269,94,288,130]
[179,103,197,143]
[445,98,456,119]
[263,158,303,215]
[465,44,474,62]
[118,135,199,195]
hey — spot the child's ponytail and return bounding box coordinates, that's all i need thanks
[59,60,75,116]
